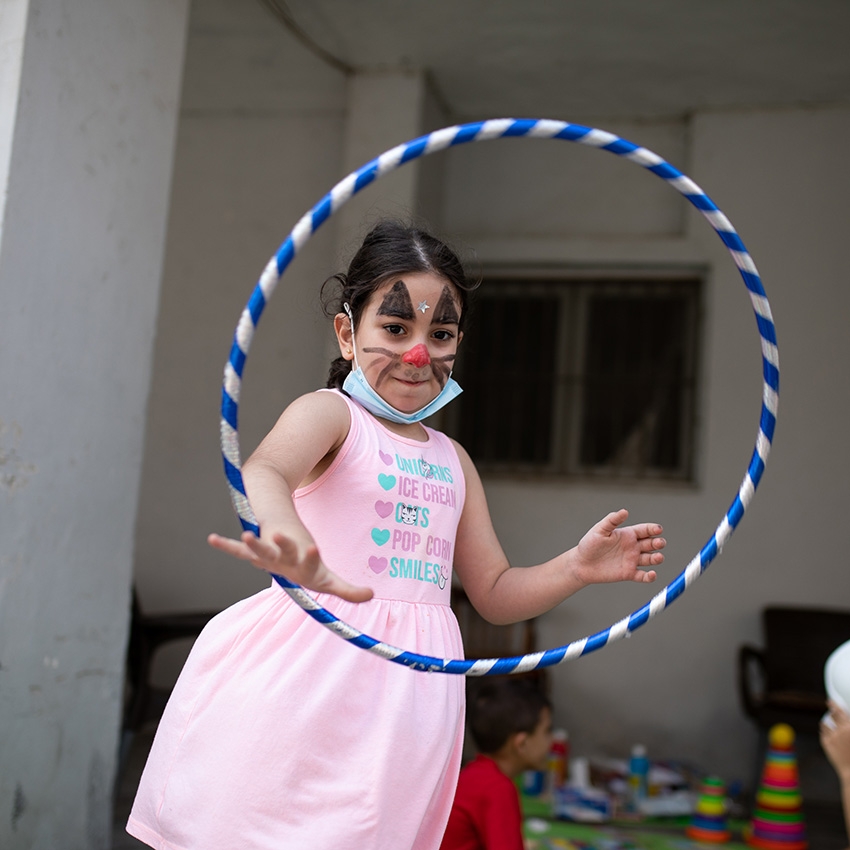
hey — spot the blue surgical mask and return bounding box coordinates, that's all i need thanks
[341,302,463,425]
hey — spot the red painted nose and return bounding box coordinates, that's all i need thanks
[402,343,430,368]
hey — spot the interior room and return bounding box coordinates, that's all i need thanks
[2,2,849,848]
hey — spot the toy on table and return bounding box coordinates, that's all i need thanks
[686,775,731,843]
[744,723,807,849]
[552,758,614,824]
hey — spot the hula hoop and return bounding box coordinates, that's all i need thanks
[220,118,779,675]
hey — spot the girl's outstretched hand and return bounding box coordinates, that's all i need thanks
[207,530,374,603]
[574,509,665,585]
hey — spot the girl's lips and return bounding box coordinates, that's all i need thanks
[396,372,430,386]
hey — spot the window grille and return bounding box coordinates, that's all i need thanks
[445,273,701,481]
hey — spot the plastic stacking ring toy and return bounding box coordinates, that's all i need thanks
[219,118,779,675]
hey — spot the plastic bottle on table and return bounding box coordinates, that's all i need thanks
[627,744,649,811]
[547,729,569,792]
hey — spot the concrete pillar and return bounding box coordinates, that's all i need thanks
[335,69,434,250]
[0,1,190,847]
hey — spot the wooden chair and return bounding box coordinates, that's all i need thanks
[119,589,218,775]
[738,605,850,735]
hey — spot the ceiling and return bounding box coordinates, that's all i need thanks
[265,0,850,121]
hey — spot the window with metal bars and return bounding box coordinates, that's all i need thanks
[444,273,701,481]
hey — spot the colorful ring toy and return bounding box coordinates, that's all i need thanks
[220,118,779,674]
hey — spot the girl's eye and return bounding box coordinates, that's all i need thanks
[384,324,406,336]
[433,329,455,341]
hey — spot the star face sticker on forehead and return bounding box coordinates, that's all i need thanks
[417,300,430,314]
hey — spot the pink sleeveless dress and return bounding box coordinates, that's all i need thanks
[127,391,466,850]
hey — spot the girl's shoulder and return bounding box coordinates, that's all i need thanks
[445,434,473,467]
[284,387,351,423]
[258,389,352,458]
[442,434,480,489]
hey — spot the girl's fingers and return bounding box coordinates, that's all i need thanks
[635,523,664,540]
[635,569,657,584]
[208,533,254,560]
[210,530,374,603]
[271,532,300,562]
[242,531,276,555]
[328,579,374,604]
[598,509,629,534]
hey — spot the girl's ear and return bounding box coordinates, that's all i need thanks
[334,313,354,361]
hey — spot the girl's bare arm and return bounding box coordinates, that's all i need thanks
[209,391,373,602]
[451,440,664,625]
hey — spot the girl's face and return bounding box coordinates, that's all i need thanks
[335,271,463,414]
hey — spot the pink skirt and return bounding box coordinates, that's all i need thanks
[127,583,465,850]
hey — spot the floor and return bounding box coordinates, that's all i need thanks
[806,802,849,850]
[113,728,848,849]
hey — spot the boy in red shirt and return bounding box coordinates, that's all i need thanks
[441,680,552,850]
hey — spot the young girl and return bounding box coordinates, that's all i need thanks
[127,220,666,850]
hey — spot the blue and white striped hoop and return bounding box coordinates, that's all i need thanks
[220,118,779,675]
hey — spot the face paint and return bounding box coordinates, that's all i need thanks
[429,353,455,388]
[342,302,463,425]
[361,346,397,388]
[433,285,460,325]
[362,346,453,388]
[402,343,431,368]
[377,280,415,319]
[360,280,455,385]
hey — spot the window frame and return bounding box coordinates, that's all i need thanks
[444,265,705,484]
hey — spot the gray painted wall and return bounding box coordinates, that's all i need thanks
[0,1,189,847]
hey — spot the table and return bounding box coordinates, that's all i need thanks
[522,795,750,850]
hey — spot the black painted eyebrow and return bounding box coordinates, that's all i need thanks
[377,280,415,319]
[432,285,460,325]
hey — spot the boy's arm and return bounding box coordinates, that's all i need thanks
[451,440,664,625]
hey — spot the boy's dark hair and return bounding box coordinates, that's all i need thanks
[468,679,551,755]
[321,219,479,390]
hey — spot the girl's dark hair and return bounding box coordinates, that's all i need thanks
[468,679,551,755]
[321,220,478,389]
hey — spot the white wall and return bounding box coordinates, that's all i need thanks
[0,1,190,846]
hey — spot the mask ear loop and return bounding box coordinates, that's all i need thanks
[343,302,360,370]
